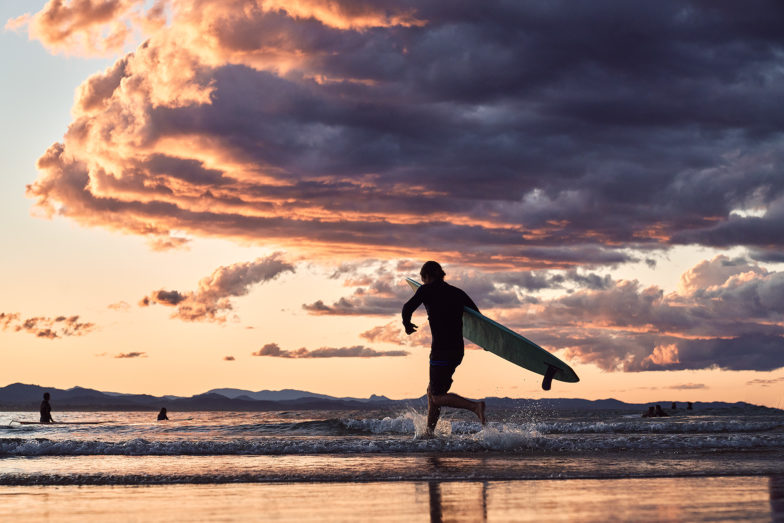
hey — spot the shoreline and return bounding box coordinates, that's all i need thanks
[2,450,783,485]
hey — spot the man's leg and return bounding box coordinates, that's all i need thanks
[427,385,441,433]
[430,393,486,425]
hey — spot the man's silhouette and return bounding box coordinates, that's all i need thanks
[402,261,486,434]
[40,392,54,423]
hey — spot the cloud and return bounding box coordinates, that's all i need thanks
[506,257,784,372]
[299,255,784,372]
[107,300,131,311]
[360,321,429,348]
[667,383,708,390]
[679,255,766,295]
[19,1,784,267]
[5,0,161,57]
[302,260,627,318]
[746,376,784,387]
[0,312,95,339]
[252,342,408,358]
[140,252,294,322]
[223,355,235,361]
[114,351,146,358]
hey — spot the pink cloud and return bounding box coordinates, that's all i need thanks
[139,253,294,322]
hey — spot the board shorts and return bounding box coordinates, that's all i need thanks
[429,359,462,396]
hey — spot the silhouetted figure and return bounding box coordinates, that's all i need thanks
[157,408,169,421]
[40,392,54,423]
[671,402,677,409]
[402,261,486,434]
[642,406,656,418]
[687,402,693,410]
[654,404,669,417]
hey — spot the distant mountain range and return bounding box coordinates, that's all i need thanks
[0,382,774,412]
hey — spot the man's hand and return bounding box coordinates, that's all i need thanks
[404,322,418,335]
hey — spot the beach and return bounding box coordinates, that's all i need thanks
[1,477,780,522]
[2,406,783,521]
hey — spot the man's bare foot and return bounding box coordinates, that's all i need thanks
[476,401,486,425]
[416,429,436,440]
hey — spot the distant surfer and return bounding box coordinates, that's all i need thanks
[402,261,486,435]
[157,408,169,421]
[40,392,54,423]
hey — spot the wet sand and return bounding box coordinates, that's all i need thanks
[1,476,780,522]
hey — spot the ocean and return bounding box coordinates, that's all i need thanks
[2,404,783,521]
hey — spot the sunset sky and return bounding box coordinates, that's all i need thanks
[2,0,784,408]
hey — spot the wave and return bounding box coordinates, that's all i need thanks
[2,431,784,457]
[343,414,783,436]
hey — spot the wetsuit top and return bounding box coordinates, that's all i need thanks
[402,280,479,362]
[40,400,53,423]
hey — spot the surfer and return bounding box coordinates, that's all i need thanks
[40,392,54,423]
[402,261,486,434]
[157,408,169,421]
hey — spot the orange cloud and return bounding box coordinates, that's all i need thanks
[1,312,95,339]
[6,0,148,57]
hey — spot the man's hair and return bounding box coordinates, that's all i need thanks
[420,261,446,280]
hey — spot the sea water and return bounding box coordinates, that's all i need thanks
[1,405,783,521]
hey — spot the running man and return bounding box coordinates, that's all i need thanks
[402,261,486,434]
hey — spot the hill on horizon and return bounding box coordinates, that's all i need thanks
[0,382,776,412]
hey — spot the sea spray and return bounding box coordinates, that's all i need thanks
[404,407,452,439]
[471,423,542,451]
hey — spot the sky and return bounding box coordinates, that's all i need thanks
[1,0,784,408]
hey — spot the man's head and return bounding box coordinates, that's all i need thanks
[43,392,50,400]
[420,261,446,284]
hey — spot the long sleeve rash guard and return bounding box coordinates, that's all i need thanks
[402,280,479,362]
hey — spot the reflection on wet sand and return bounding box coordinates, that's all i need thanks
[0,476,777,522]
[426,457,487,523]
[770,475,784,521]
[428,481,487,523]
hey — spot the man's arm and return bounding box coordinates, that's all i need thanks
[402,287,424,334]
[463,291,479,314]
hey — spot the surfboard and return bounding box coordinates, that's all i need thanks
[406,278,579,390]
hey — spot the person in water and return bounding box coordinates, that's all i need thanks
[402,261,486,434]
[40,392,54,423]
[157,408,169,421]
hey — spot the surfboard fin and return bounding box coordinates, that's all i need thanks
[542,364,559,391]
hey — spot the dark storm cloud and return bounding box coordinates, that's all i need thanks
[19,0,784,266]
